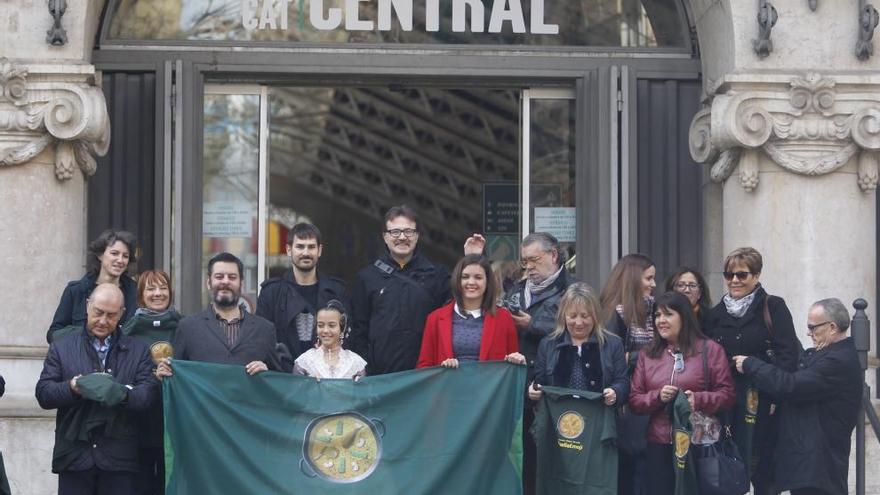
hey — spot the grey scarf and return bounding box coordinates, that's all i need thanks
[722,290,757,318]
[524,266,564,308]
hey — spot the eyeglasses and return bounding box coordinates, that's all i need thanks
[807,321,831,333]
[384,228,418,238]
[675,282,700,292]
[722,271,753,281]
[519,252,547,269]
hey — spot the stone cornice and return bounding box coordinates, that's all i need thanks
[0,59,109,180]
[690,72,880,191]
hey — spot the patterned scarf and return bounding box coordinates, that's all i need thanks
[617,295,655,351]
[524,265,564,308]
[722,288,758,318]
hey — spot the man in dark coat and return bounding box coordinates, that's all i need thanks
[157,252,281,378]
[36,283,157,495]
[733,297,862,495]
[500,231,574,495]
[257,223,346,371]
[348,205,484,375]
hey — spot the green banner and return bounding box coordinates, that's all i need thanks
[164,360,526,494]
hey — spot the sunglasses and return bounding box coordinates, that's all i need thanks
[722,271,753,281]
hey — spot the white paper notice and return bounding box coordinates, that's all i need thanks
[533,207,576,242]
[203,201,254,237]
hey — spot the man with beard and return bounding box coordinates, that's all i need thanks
[156,252,281,378]
[348,205,485,375]
[257,223,346,371]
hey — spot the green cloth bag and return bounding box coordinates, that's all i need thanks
[671,391,699,495]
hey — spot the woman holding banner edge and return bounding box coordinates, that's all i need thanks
[417,254,525,369]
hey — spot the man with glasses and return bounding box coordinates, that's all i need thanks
[500,232,574,495]
[732,298,861,495]
[348,205,485,375]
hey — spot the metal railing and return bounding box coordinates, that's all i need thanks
[852,299,880,495]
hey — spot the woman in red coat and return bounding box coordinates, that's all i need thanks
[417,254,525,368]
[629,291,736,495]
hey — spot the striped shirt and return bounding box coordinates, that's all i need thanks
[212,305,244,347]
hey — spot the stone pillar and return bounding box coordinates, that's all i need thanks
[690,72,879,349]
[0,1,110,492]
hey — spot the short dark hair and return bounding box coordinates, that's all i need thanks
[646,291,705,359]
[384,205,418,231]
[208,252,243,278]
[288,223,322,246]
[87,229,137,274]
[450,254,498,315]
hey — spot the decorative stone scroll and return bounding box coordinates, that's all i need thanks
[689,72,880,192]
[0,59,109,180]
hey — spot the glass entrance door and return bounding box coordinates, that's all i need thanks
[200,83,578,298]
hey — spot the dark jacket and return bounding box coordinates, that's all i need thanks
[173,307,282,371]
[48,272,138,343]
[502,270,574,381]
[35,326,158,473]
[348,252,450,375]
[533,331,629,402]
[704,286,802,373]
[256,270,347,365]
[629,339,736,444]
[743,337,862,495]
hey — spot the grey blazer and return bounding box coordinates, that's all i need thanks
[173,308,282,371]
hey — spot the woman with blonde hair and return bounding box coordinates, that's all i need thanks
[529,283,628,405]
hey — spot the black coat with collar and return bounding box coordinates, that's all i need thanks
[256,270,347,362]
[173,308,282,371]
[743,337,861,495]
[704,286,802,373]
[47,272,138,343]
[533,331,629,402]
[35,326,158,473]
[348,251,451,375]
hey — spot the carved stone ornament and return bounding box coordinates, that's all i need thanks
[689,72,880,192]
[0,59,109,180]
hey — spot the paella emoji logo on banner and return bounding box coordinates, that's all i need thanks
[301,412,383,483]
[163,360,526,494]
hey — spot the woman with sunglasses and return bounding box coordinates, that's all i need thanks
[630,291,735,495]
[665,267,712,330]
[704,247,801,495]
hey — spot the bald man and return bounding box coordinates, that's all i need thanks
[36,283,158,495]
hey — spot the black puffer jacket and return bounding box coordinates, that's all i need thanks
[348,252,450,375]
[35,327,158,473]
[256,270,347,367]
[743,337,861,495]
[48,272,138,343]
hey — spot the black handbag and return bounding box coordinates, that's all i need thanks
[693,430,749,495]
[693,340,749,495]
[616,405,649,455]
